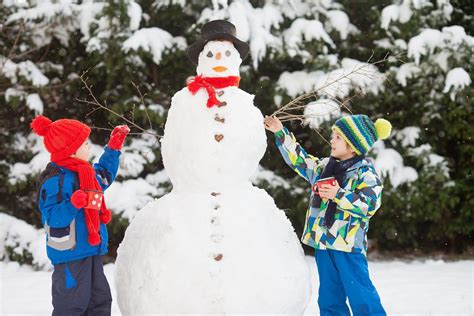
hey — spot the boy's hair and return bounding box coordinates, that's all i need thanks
[31,115,90,161]
[332,114,392,155]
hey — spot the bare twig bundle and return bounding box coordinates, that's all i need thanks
[271,52,402,127]
[76,69,162,139]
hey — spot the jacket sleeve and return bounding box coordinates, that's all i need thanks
[38,176,79,228]
[274,127,322,184]
[333,166,383,219]
[93,146,121,191]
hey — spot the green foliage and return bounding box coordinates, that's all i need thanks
[4,246,34,267]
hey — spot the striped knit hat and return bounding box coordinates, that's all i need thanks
[332,114,392,155]
[30,115,91,161]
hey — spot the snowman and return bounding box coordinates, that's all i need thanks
[115,20,311,314]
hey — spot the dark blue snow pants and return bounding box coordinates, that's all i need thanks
[52,255,112,316]
[315,249,386,316]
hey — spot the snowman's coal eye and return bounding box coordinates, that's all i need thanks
[225,50,231,57]
[206,51,213,58]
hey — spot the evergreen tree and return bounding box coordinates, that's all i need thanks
[0,0,472,267]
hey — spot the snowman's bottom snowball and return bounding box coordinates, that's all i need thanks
[115,185,311,315]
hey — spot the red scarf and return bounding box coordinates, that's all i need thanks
[54,157,111,246]
[187,75,240,107]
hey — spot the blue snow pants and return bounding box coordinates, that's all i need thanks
[52,255,112,316]
[315,249,386,316]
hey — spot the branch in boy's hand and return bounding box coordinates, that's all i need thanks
[270,52,401,125]
[77,69,162,139]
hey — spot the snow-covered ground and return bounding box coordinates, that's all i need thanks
[1,256,472,315]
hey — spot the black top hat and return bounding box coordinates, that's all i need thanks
[187,20,250,65]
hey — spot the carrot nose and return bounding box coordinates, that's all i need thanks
[216,52,222,60]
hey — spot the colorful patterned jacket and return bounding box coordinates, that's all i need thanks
[275,127,383,256]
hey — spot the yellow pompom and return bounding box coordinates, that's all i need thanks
[374,118,392,140]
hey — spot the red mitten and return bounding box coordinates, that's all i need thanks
[71,190,88,209]
[107,125,130,150]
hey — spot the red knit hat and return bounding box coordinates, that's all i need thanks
[30,115,91,161]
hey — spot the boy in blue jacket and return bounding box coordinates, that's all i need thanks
[31,115,129,315]
[264,114,391,316]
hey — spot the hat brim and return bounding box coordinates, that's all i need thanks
[187,33,249,65]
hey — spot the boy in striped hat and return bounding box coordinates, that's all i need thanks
[264,114,391,316]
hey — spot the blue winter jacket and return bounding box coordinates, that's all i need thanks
[37,146,120,265]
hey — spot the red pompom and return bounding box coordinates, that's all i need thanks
[88,232,101,246]
[100,209,112,224]
[30,115,52,136]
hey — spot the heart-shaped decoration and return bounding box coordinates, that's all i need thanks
[214,134,224,142]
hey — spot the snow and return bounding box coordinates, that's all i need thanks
[277,58,383,100]
[119,135,158,177]
[1,257,473,315]
[277,70,325,98]
[115,40,310,314]
[6,1,75,23]
[443,67,471,101]
[196,41,242,77]
[442,25,468,47]
[325,10,354,40]
[303,99,341,129]
[161,86,266,192]
[140,103,166,115]
[373,142,418,188]
[152,0,186,8]
[380,1,416,30]
[122,27,185,65]
[4,88,25,103]
[8,135,50,185]
[115,188,310,314]
[231,2,282,67]
[395,62,421,87]
[283,18,335,55]
[408,26,473,65]
[408,144,450,178]
[77,2,106,41]
[432,51,450,72]
[199,1,283,68]
[436,0,454,19]
[127,0,142,31]
[196,1,357,67]
[408,29,443,65]
[396,126,421,147]
[26,93,43,114]
[380,0,453,30]
[251,165,291,190]
[0,213,51,270]
[340,58,384,95]
[1,58,49,86]
[104,178,161,220]
[3,0,28,7]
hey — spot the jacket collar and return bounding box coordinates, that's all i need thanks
[346,157,374,171]
[321,157,373,172]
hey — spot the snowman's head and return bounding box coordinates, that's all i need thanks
[196,41,242,78]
